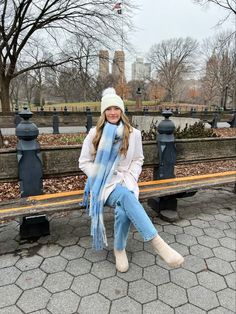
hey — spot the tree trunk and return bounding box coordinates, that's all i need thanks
[0,78,11,113]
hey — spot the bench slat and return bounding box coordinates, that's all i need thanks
[0,171,235,221]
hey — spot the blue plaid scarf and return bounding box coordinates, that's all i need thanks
[82,121,124,250]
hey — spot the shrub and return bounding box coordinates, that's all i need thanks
[141,121,217,141]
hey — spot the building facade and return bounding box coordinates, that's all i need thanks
[131,58,151,81]
[98,50,109,79]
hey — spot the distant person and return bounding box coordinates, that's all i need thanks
[79,87,184,272]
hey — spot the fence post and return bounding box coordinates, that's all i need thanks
[229,112,236,128]
[52,108,60,134]
[14,106,22,126]
[142,106,149,116]
[147,109,179,221]
[85,107,92,133]
[135,87,142,110]
[209,111,220,128]
[16,106,49,239]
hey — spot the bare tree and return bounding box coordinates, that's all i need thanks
[21,72,37,107]
[55,66,79,103]
[148,38,198,102]
[10,76,21,110]
[0,0,135,112]
[62,36,99,102]
[193,1,236,45]
[194,0,236,14]
[200,32,236,109]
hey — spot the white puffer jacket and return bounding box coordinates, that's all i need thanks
[78,126,144,201]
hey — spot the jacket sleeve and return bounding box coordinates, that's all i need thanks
[78,128,95,177]
[128,130,144,181]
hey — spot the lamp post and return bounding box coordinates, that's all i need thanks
[135,87,142,110]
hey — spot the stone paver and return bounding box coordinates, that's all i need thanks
[78,293,110,314]
[117,263,143,282]
[170,242,189,256]
[47,290,80,314]
[99,276,128,300]
[0,188,235,314]
[217,288,236,312]
[17,287,51,313]
[132,251,155,267]
[183,225,204,237]
[0,285,22,308]
[175,303,206,314]
[204,227,225,238]
[40,256,67,273]
[0,266,21,286]
[84,248,108,262]
[197,235,220,248]
[66,257,92,276]
[170,268,198,288]
[163,225,183,235]
[187,286,219,311]
[15,255,43,271]
[91,260,116,279]
[143,300,174,314]
[158,282,187,307]
[144,265,170,285]
[38,244,62,258]
[190,244,214,258]
[206,257,234,275]
[110,296,142,314]
[225,272,236,290]
[0,254,19,268]
[219,237,235,250]
[60,245,85,260]
[126,238,144,252]
[43,271,73,293]
[176,233,198,246]
[71,273,100,296]
[183,255,207,273]
[0,305,24,314]
[197,271,227,291]
[129,279,157,304]
[213,246,235,262]
[208,307,235,314]
[16,268,46,290]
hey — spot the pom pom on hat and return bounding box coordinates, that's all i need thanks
[101,87,124,114]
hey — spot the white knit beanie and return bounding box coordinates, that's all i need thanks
[101,87,124,114]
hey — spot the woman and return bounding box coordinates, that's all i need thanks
[79,88,184,272]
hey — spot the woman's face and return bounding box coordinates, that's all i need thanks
[105,106,122,124]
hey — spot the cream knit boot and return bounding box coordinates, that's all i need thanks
[151,235,184,268]
[114,249,129,272]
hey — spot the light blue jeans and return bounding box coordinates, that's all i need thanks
[105,184,158,250]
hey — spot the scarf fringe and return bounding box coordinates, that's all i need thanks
[90,200,108,250]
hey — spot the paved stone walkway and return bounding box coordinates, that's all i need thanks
[1,126,86,136]
[0,187,235,313]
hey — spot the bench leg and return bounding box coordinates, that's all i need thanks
[20,215,50,240]
[147,196,179,222]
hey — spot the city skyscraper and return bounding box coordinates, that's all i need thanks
[112,50,125,83]
[98,50,109,79]
[132,58,151,81]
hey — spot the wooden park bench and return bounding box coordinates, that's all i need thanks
[0,170,235,222]
[0,136,235,238]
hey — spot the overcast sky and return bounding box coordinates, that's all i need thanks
[124,0,235,78]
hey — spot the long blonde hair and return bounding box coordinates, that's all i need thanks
[92,112,132,156]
